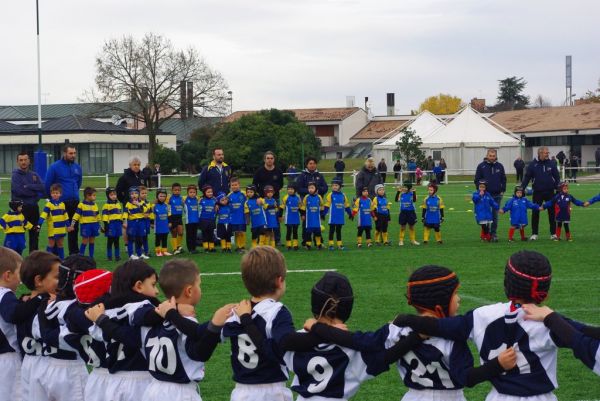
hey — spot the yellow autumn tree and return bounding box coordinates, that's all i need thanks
[418,94,463,114]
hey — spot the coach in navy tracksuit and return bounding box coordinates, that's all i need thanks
[45,144,83,255]
[198,148,232,195]
[521,146,560,240]
[11,151,45,252]
[474,149,506,241]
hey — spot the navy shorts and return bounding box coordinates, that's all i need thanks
[126,220,146,237]
[105,221,123,238]
[230,224,247,233]
[4,233,26,254]
[80,223,100,238]
[399,210,417,226]
[168,215,183,227]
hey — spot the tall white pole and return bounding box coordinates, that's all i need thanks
[36,0,42,150]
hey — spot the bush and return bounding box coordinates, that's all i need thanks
[153,145,181,174]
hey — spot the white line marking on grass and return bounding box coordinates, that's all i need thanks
[460,293,496,305]
[202,269,337,277]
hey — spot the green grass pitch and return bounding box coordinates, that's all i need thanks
[3,178,600,400]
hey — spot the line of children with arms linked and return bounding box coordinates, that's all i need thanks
[1,244,600,401]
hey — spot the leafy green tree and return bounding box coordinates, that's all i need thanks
[153,145,181,174]
[393,127,425,168]
[208,109,320,173]
[495,76,530,110]
[180,125,218,172]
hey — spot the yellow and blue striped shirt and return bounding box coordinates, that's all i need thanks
[123,202,148,221]
[0,212,33,234]
[102,201,123,223]
[39,200,69,236]
[72,201,101,225]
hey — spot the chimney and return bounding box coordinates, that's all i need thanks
[386,93,395,116]
[364,96,369,112]
[470,98,486,112]
[180,81,187,119]
[187,81,194,118]
[346,96,355,107]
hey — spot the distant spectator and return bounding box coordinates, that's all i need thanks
[570,153,579,183]
[142,163,153,188]
[564,157,571,179]
[556,150,566,166]
[433,163,443,184]
[439,158,447,182]
[45,144,82,255]
[286,164,299,184]
[355,157,382,198]
[595,147,600,172]
[393,160,402,181]
[11,151,45,252]
[377,158,388,183]
[152,163,161,187]
[425,156,435,180]
[116,156,143,207]
[513,156,525,183]
[334,156,345,183]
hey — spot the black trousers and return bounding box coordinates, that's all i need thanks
[199,220,216,243]
[286,224,299,241]
[64,200,80,255]
[185,223,198,251]
[516,169,524,182]
[22,203,40,252]
[329,224,342,241]
[155,233,168,248]
[531,190,556,236]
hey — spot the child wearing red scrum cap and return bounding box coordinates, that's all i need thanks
[394,251,589,401]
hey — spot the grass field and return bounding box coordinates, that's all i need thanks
[3,178,600,400]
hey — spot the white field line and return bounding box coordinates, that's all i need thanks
[202,268,336,277]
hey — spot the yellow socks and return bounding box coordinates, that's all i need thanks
[171,238,178,250]
[315,237,322,247]
[286,240,292,247]
[434,231,442,242]
[292,239,298,247]
[424,227,431,242]
[328,240,335,246]
[208,242,215,250]
[357,236,362,245]
[399,227,406,241]
[203,242,209,250]
[221,239,227,249]
[382,232,388,243]
[177,234,183,248]
[155,247,161,255]
[409,227,416,241]
[251,239,258,248]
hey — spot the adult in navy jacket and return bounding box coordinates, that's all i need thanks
[45,144,82,255]
[11,151,45,252]
[295,157,328,198]
[474,149,506,241]
[521,146,560,240]
[198,148,231,195]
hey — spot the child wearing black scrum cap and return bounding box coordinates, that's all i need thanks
[395,181,419,246]
[395,251,573,401]
[283,272,424,401]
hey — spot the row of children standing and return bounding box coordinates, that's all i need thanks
[4,245,600,401]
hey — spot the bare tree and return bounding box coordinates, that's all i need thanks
[85,33,229,161]
[532,94,552,108]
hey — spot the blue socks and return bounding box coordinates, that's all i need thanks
[79,243,86,255]
[89,244,95,258]
[57,247,64,260]
[127,241,134,257]
[143,236,149,255]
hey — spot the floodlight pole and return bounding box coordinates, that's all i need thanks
[36,0,42,150]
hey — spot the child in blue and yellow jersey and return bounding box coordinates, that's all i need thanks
[216,192,232,252]
[123,186,147,259]
[323,178,352,250]
[139,186,151,258]
[183,184,200,254]
[395,182,419,246]
[499,186,541,241]
[301,182,324,250]
[228,177,247,253]
[244,185,267,247]
[38,183,69,258]
[70,187,102,258]
[101,187,123,261]
[263,185,279,247]
[168,182,184,254]
[280,183,301,250]
[199,185,217,252]
[372,184,391,246]
[0,200,33,254]
[472,180,499,242]
[151,188,171,256]
[352,187,374,247]
[541,181,586,241]
[421,182,444,244]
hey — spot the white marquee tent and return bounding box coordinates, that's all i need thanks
[372,106,521,175]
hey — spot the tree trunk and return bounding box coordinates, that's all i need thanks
[148,132,157,163]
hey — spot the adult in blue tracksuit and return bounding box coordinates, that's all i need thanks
[198,148,232,196]
[45,144,82,255]
[474,149,506,241]
[521,146,560,240]
[11,151,45,252]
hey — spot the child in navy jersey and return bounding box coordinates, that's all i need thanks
[499,186,541,242]
[394,251,580,401]
[222,246,296,401]
[17,251,60,401]
[144,259,236,401]
[0,247,30,401]
[84,260,160,401]
[541,181,586,241]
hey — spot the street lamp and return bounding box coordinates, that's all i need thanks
[34,0,48,179]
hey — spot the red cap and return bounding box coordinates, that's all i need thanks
[73,269,112,304]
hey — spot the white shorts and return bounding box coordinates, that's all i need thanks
[0,353,21,401]
[142,379,201,401]
[21,354,50,401]
[39,358,88,401]
[85,369,152,401]
[402,388,466,401]
[297,396,346,401]
[231,382,293,401]
[485,389,557,401]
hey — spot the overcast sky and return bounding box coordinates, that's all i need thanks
[2,0,599,115]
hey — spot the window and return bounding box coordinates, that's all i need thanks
[432,150,442,161]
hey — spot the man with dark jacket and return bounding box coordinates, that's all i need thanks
[377,158,388,183]
[296,157,328,198]
[355,158,382,198]
[522,146,560,240]
[595,147,600,172]
[253,151,284,244]
[474,149,506,242]
[11,151,45,252]
[513,156,525,182]
[45,144,83,255]
[198,148,231,195]
[115,156,144,206]
[334,157,345,182]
